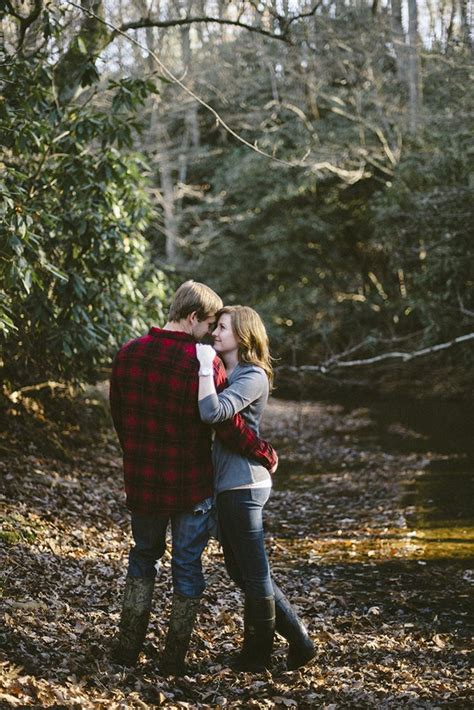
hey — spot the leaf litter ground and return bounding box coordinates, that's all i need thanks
[1,393,473,708]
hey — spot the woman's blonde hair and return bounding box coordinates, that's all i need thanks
[217,305,274,388]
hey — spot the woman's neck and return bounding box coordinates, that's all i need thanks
[222,351,239,377]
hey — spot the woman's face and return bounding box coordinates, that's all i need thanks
[212,313,238,357]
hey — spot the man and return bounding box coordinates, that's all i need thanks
[109,280,277,674]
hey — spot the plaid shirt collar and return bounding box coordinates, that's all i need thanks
[149,326,194,341]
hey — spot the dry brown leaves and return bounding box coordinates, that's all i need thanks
[1,397,472,708]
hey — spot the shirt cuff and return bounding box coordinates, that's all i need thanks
[198,393,221,423]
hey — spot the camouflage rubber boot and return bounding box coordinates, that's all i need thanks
[112,576,154,666]
[160,592,201,676]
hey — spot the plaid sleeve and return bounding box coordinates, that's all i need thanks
[213,359,277,471]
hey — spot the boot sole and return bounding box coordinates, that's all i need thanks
[287,648,317,671]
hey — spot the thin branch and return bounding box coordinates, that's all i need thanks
[11,0,43,51]
[244,0,324,33]
[457,293,474,318]
[268,99,316,135]
[356,152,395,177]
[4,0,25,21]
[319,92,399,167]
[7,381,68,403]
[63,0,369,183]
[64,0,293,165]
[117,15,289,43]
[322,337,376,366]
[278,332,474,374]
[286,1,324,28]
[309,160,366,183]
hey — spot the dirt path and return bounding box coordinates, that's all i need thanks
[1,397,472,708]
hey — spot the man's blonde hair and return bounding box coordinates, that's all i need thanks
[168,280,223,322]
[217,305,274,388]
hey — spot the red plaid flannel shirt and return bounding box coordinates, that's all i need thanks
[109,327,277,515]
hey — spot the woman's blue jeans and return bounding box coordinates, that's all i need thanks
[216,487,274,598]
[127,497,212,598]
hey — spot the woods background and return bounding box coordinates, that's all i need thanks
[1,3,474,708]
[1,0,473,398]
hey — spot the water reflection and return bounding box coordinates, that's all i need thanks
[403,468,474,527]
[270,396,474,563]
[348,398,474,457]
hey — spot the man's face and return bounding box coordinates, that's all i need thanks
[190,314,216,341]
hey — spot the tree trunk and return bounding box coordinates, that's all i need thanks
[390,0,406,81]
[407,0,423,134]
[53,0,111,106]
[159,153,178,263]
[139,0,179,264]
[460,0,472,49]
[180,17,200,150]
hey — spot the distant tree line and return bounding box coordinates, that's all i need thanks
[1,1,472,392]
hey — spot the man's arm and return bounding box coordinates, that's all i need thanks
[214,416,278,472]
[109,356,124,450]
[212,359,278,472]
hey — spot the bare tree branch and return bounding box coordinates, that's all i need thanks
[245,0,324,33]
[117,15,289,44]
[4,0,43,50]
[4,1,24,21]
[457,293,474,318]
[309,160,367,183]
[278,332,474,374]
[7,381,69,403]
[318,91,399,167]
[62,0,371,183]
[286,2,324,28]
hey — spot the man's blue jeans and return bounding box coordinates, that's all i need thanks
[216,488,274,598]
[127,498,213,598]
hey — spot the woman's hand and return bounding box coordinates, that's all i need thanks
[197,344,217,402]
[196,344,216,369]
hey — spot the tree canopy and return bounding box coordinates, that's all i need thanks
[1,0,473,393]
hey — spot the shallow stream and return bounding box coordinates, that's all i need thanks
[264,396,473,642]
[272,396,474,562]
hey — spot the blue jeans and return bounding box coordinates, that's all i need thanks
[216,488,274,598]
[127,497,213,598]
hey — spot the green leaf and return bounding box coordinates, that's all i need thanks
[77,37,87,54]
[43,262,69,282]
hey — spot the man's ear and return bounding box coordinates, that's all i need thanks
[188,310,199,325]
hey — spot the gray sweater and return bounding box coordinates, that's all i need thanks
[199,363,272,494]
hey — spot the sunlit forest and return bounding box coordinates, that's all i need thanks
[1,0,473,707]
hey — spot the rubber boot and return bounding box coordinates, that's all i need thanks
[112,576,154,666]
[160,592,201,676]
[233,595,275,672]
[275,592,316,670]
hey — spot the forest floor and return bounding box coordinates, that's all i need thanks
[1,390,473,709]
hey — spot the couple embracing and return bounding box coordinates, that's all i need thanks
[109,280,315,675]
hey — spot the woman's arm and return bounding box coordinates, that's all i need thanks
[199,370,265,423]
[210,353,278,473]
[196,344,266,424]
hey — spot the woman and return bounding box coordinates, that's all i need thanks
[196,306,315,672]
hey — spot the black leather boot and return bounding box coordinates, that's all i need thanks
[275,593,316,670]
[233,595,275,672]
[160,593,201,676]
[112,576,154,666]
